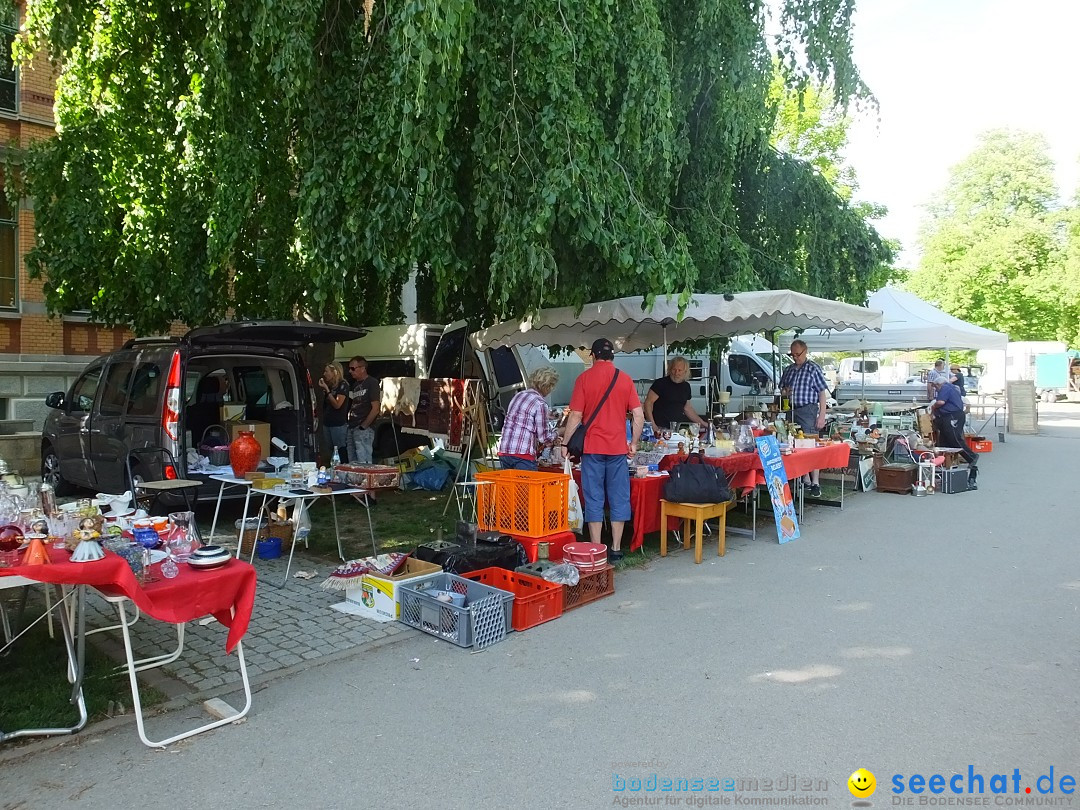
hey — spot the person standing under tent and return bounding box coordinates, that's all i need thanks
[926,359,949,401]
[779,339,829,498]
[497,366,561,472]
[561,338,644,562]
[644,356,709,437]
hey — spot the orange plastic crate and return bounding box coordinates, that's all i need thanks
[462,567,564,631]
[475,470,569,538]
[966,437,993,453]
[562,565,615,611]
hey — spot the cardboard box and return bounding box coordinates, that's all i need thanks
[252,477,286,490]
[226,421,271,460]
[345,558,443,621]
[220,403,246,423]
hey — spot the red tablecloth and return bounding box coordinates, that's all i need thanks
[0,551,257,652]
[635,444,851,549]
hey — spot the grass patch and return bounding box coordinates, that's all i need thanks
[0,603,166,734]
[290,488,463,561]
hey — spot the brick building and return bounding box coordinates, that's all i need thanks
[0,4,141,434]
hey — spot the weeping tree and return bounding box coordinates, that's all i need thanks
[12,0,892,334]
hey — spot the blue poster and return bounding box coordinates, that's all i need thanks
[755,435,800,543]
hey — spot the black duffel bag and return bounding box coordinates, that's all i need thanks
[663,455,733,504]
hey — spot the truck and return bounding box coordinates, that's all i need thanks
[976,341,1070,399]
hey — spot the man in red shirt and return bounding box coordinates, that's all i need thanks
[561,338,644,561]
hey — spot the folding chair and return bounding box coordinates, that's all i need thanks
[125,446,203,524]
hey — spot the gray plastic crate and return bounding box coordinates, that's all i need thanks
[399,572,515,649]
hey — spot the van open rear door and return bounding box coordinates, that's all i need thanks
[429,321,528,425]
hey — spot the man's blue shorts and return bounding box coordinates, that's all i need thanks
[580,453,631,524]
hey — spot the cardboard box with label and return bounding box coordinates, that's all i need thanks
[344,558,443,622]
[225,422,271,460]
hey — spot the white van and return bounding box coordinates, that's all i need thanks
[533,337,780,418]
[335,322,529,456]
[837,357,881,385]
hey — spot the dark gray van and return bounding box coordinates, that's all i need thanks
[41,321,363,497]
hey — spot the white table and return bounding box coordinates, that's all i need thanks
[207,474,256,551]
[0,575,88,743]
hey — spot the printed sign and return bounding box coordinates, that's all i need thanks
[755,435,800,543]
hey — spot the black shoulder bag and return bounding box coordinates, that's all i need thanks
[565,370,621,459]
[663,454,733,504]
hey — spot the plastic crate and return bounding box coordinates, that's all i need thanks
[463,567,564,631]
[966,436,993,453]
[562,564,615,611]
[399,572,514,648]
[512,530,576,563]
[475,470,570,538]
[515,560,559,578]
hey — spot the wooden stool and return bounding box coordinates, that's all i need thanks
[660,500,732,564]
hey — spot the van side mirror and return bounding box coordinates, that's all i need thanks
[45,391,65,409]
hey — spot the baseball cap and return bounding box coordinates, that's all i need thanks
[590,337,615,360]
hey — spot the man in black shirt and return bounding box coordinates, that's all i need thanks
[644,356,708,436]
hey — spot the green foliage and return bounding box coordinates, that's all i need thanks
[16,0,890,335]
[908,129,1075,343]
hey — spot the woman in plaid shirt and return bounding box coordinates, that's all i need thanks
[497,367,561,471]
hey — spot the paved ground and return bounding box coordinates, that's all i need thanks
[3,404,1079,809]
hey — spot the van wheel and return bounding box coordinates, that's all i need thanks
[41,445,75,496]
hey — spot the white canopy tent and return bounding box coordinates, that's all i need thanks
[473,289,883,353]
[789,287,1008,353]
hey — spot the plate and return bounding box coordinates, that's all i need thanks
[148,549,168,564]
[188,557,230,570]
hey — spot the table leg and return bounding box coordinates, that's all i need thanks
[331,493,345,561]
[278,496,308,588]
[113,600,252,748]
[718,505,727,557]
[682,518,691,551]
[660,502,669,556]
[0,585,87,743]
[209,481,226,546]
[694,516,704,564]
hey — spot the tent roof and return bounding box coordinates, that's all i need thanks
[791,287,1008,352]
[473,290,882,353]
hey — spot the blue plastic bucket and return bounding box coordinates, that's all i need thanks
[256,536,282,560]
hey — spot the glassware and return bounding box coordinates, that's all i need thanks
[166,511,199,561]
[160,555,179,579]
[734,424,755,453]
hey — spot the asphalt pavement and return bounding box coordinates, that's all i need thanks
[3,404,1079,809]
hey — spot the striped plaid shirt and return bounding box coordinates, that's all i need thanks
[779,359,829,407]
[497,389,556,458]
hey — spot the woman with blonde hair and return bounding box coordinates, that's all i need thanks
[318,361,350,462]
[497,366,561,471]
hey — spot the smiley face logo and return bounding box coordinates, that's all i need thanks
[848,768,876,798]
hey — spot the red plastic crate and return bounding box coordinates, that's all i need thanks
[562,565,615,611]
[462,567,564,631]
[512,530,576,563]
[475,470,570,538]
[966,437,993,453]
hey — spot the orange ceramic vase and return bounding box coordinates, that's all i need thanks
[229,430,262,478]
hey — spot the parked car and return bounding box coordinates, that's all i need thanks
[41,321,362,498]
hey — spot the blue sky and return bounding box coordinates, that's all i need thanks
[843,0,1080,267]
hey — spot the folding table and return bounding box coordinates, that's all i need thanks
[0,574,88,743]
[1,551,257,749]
